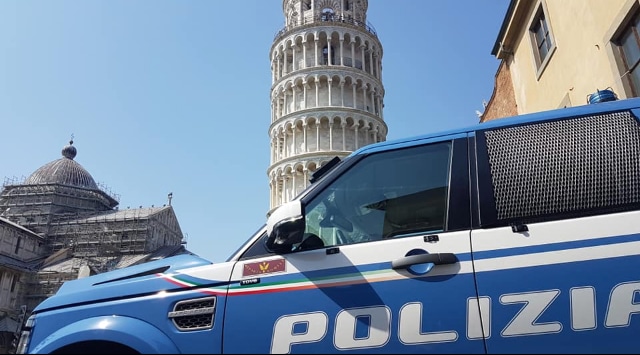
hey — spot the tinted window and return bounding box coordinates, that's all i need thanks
[238,231,272,261]
[298,142,453,250]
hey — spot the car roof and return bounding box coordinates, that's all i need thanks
[351,97,640,156]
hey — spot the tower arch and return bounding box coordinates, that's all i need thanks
[269,0,385,211]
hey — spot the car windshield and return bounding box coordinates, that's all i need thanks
[225,224,267,262]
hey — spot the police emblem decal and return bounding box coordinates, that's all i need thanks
[243,258,286,277]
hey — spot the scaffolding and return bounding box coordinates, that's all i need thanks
[1,176,185,315]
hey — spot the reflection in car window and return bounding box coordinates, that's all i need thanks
[238,231,273,260]
[302,142,452,248]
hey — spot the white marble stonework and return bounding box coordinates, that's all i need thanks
[268,0,386,210]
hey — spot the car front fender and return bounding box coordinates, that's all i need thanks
[31,315,179,354]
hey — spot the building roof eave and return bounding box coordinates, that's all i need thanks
[0,217,44,240]
[491,0,535,59]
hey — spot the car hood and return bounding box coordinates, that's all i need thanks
[34,254,217,312]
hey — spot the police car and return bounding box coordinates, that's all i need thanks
[17,98,640,353]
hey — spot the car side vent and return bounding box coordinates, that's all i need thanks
[484,110,640,220]
[168,296,216,331]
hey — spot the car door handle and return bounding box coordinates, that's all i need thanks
[391,253,459,270]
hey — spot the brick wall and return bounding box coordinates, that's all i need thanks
[481,60,518,122]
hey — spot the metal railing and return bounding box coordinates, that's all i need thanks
[274,15,377,41]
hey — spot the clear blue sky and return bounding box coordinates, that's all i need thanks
[0,0,510,263]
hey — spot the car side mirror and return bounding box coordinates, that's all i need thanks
[266,200,305,253]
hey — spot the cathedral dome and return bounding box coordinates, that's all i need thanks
[24,140,99,190]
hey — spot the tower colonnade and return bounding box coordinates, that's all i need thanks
[271,30,382,83]
[270,111,386,165]
[268,156,330,209]
[270,72,384,121]
[283,0,369,29]
[268,0,385,211]
[268,109,386,207]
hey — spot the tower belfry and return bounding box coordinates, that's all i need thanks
[268,0,386,211]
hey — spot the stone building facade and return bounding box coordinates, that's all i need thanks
[0,140,190,353]
[268,0,386,210]
[482,0,640,121]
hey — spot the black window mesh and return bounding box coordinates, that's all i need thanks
[484,111,640,220]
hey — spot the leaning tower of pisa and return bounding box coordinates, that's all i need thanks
[268,0,386,211]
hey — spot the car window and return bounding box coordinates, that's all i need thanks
[238,231,273,260]
[296,142,453,251]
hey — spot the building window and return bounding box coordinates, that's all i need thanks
[10,275,18,292]
[616,12,640,96]
[558,93,571,109]
[321,8,335,21]
[529,4,555,74]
